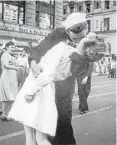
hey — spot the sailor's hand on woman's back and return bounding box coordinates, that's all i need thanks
[31,60,44,78]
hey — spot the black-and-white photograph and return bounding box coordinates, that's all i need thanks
[0,0,116,145]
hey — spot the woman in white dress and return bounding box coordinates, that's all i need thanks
[0,41,19,121]
[9,41,79,145]
[9,13,106,145]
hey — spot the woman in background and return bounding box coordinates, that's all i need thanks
[0,41,19,121]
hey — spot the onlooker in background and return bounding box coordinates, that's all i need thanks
[111,59,116,78]
[0,41,19,121]
[100,60,105,76]
[17,50,29,90]
[98,61,102,76]
[107,58,111,78]
[103,59,108,76]
[76,32,96,114]
[76,62,94,114]
[96,62,100,74]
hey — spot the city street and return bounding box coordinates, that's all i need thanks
[0,75,116,145]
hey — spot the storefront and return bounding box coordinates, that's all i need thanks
[0,1,63,51]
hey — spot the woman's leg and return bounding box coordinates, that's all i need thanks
[24,125,36,145]
[8,101,14,111]
[36,131,51,145]
[2,101,9,117]
[0,102,2,114]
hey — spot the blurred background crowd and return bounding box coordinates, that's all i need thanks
[93,57,116,78]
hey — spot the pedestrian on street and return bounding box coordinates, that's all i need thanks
[75,32,96,114]
[76,62,94,114]
[107,58,111,78]
[103,59,107,75]
[99,60,105,76]
[111,59,116,78]
[0,41,19,121]
[17,50,29,90]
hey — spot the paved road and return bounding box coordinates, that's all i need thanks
[0,75,116,145]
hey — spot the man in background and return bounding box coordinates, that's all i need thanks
[111,59,116,78]
[76,62,94,114]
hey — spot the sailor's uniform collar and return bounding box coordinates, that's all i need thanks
[64,40,76,48]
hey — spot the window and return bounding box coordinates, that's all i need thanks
[63,5,67,14]
[94,1,101,9]
[77,2,83,12]
[35,11,39,27]
[79,6,81,11]
[78,5,83,12]
[97,2,99,8]
[0,1,25,24]
[4,3,18,23]
[87,20,91,32]
[105,1,110,9]
[36,1,55,30]
[50,0,55,5]
[37,12,54,30]
[113,0,117,6]
[104,18,110,30]
[96,20,98,28]
[86,3,91,13]
[70,7,74,13]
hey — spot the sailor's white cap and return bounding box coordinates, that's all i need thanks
[62,12,86,30]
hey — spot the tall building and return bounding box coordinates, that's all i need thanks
[0,1,63,51]
[63,0,117,54]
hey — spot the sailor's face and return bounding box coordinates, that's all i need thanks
[67,22,87,43]
[68,30,86,43]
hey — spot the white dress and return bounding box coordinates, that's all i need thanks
[8,42,76,136]
[0,52,18,101]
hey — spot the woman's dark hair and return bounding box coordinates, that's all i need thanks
[28,27,69,65]
[5,41,15,48]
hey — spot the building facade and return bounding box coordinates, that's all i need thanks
[0,1,63,51]
[63,0,117,54]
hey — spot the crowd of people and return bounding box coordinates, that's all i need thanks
[94,58,116,78]
[0,12,110,145]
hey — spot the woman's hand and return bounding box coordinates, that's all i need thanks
[25,94,34,103]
